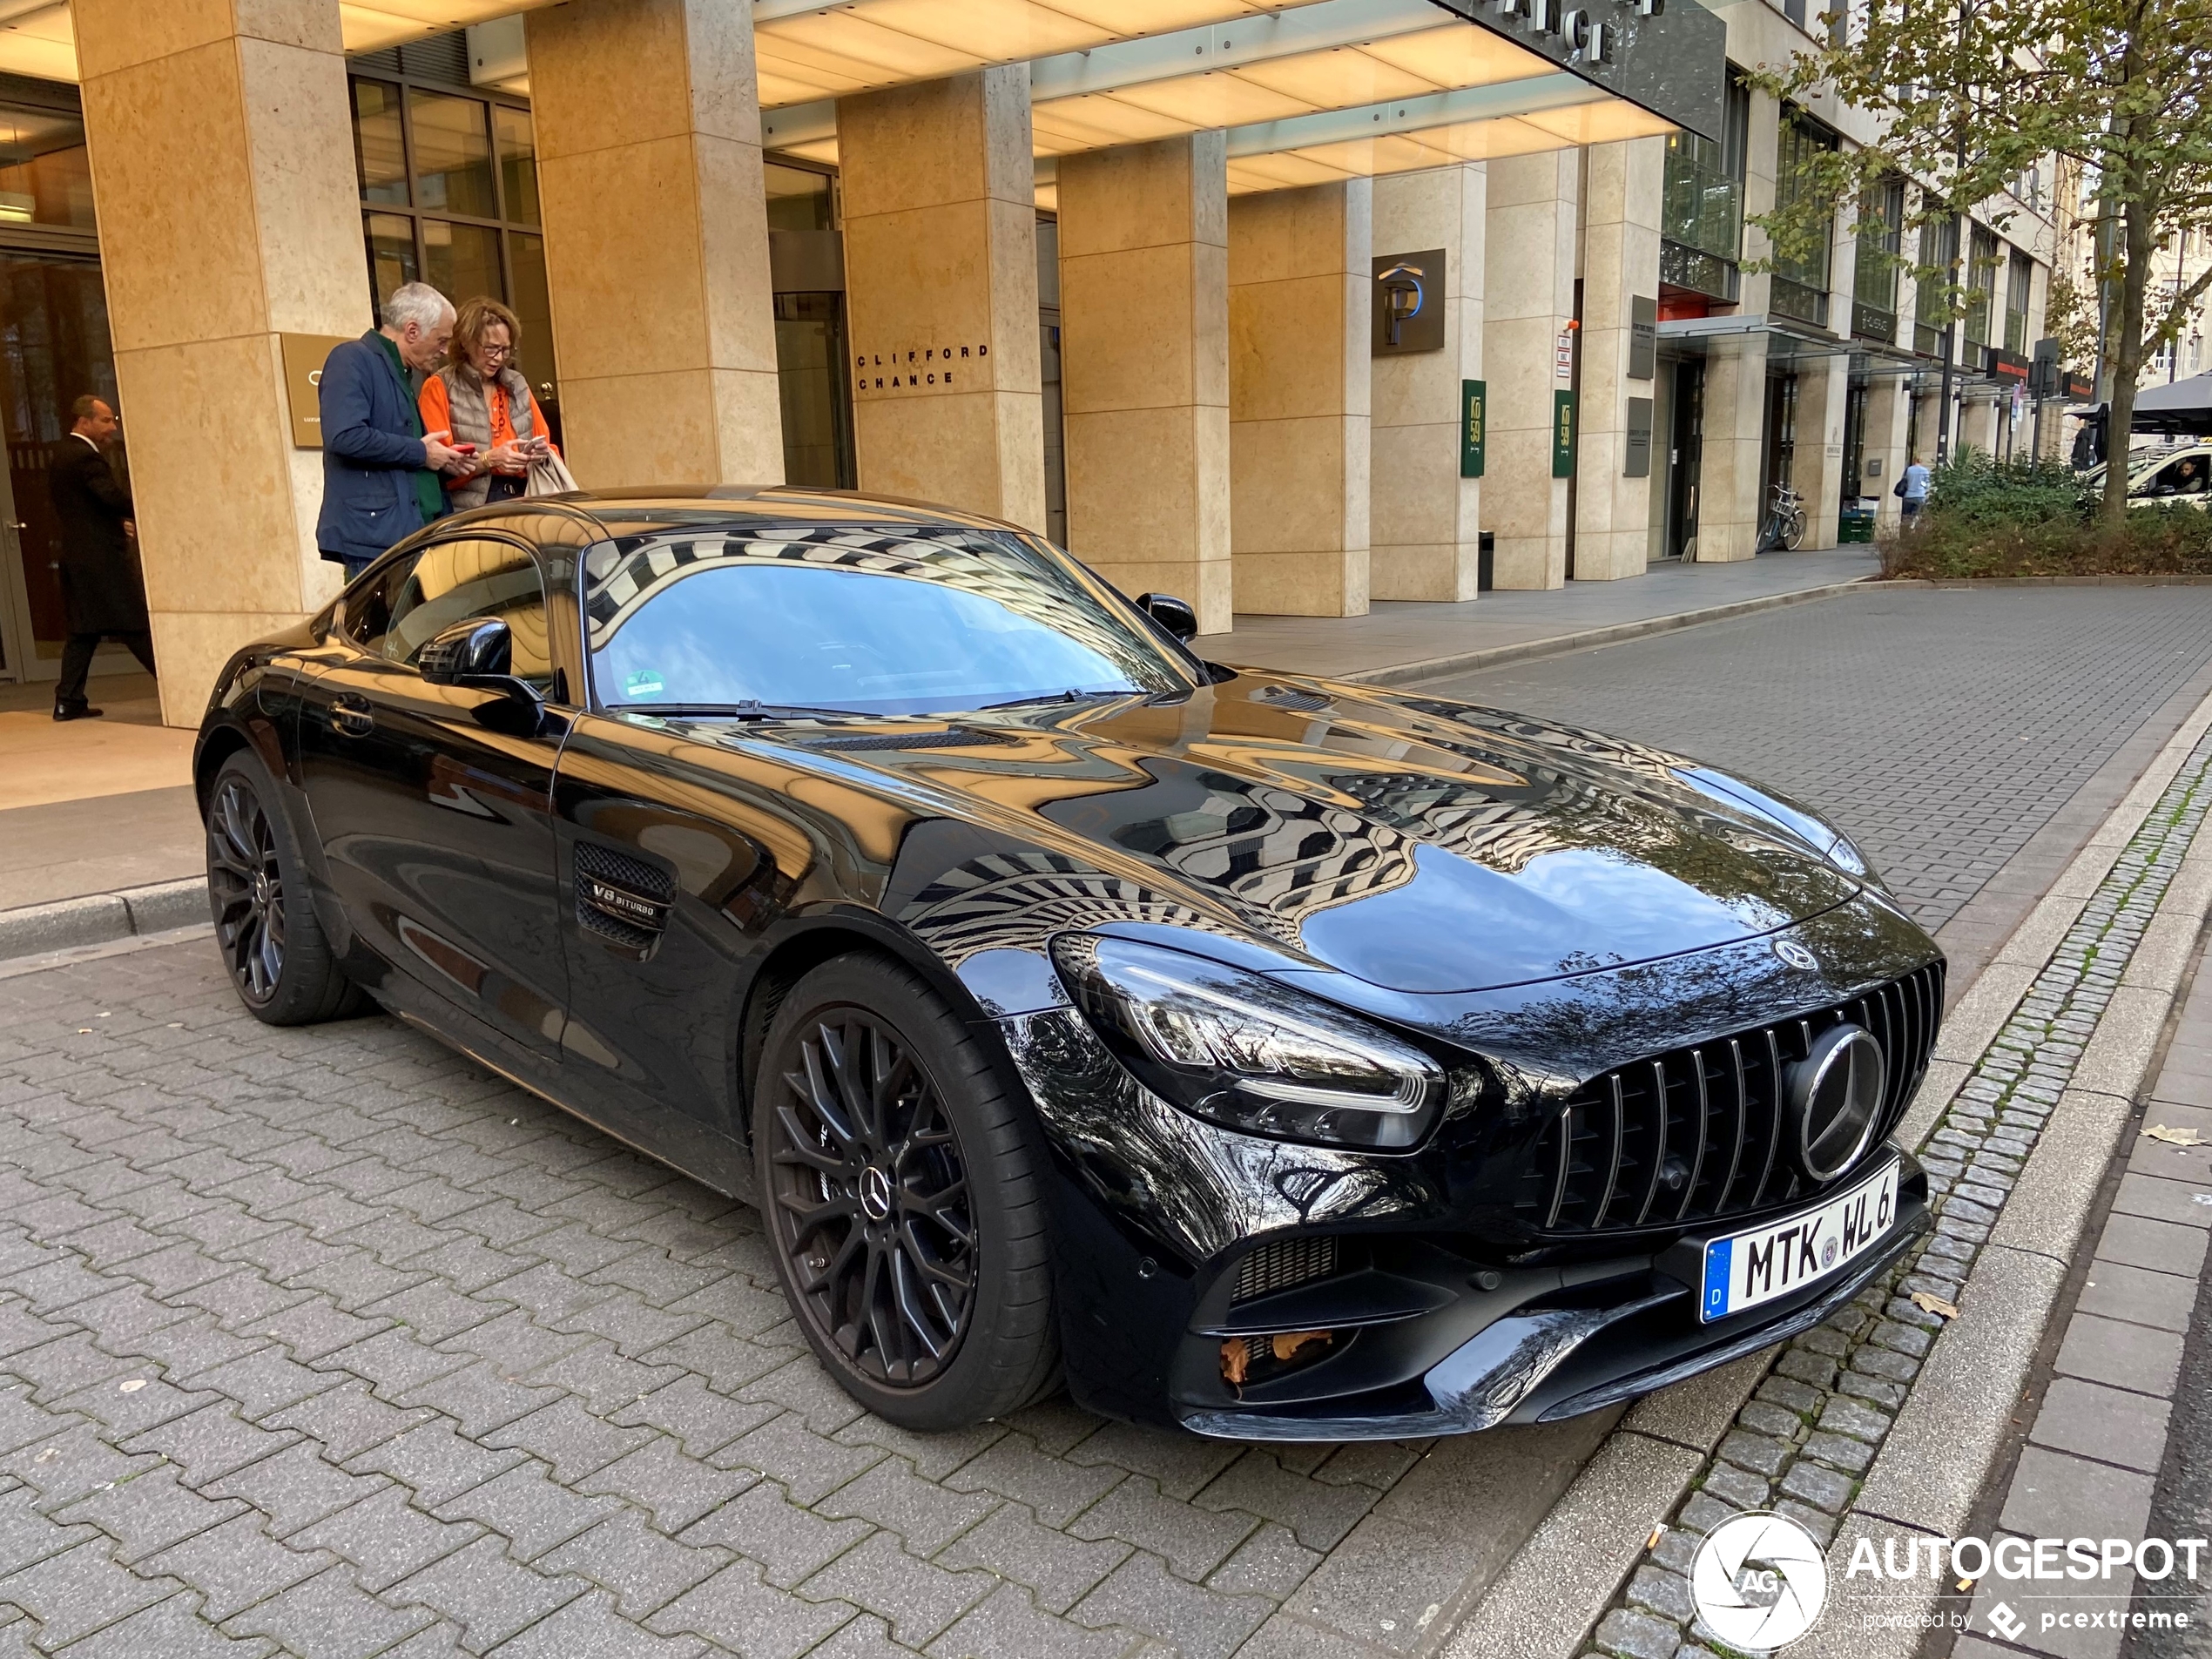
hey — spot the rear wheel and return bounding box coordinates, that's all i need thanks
[205,752,360,1025]
[755,954,1059,1429]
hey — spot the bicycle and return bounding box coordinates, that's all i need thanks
[1757,482,1807,552]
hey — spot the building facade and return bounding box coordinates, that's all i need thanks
[0,0,2054,724]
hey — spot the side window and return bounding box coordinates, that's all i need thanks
[380,536,554,690]
[344,551,421,651]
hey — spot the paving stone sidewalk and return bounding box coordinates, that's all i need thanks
[1574,719,2212,1659]
[0,939,1629,1659]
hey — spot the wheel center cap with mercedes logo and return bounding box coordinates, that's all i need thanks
[1788,1023,1887,1182]
[860,1165,894,1222]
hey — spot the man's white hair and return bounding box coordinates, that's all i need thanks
[382,281,454,333]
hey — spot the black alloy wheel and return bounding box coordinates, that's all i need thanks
[207,772,286,1006]
[769,1008,975,1386]
[756,955,1058,1428]
[203,753,361,1027]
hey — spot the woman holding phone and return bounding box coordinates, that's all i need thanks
[419,296,557,509]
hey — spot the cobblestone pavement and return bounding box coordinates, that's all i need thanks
[1420,586,2212,932]
[1581,722,2212,1659]
[0,939,1622,1659]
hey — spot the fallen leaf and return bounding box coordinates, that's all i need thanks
[1220,1339,1251,1387]
[1911,1291,1960,1318]
[2146,1124,2208,1147]
[1271,1330,1332,1363]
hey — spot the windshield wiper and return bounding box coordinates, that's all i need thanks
[976,686,1143,711]
[608,700,868,720]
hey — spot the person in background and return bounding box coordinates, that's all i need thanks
[1899,455,1932,525]
[421,297,556,511]
[49,394,153,722]
[316,281,468,579]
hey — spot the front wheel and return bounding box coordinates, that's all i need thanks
[754,954,1059,1430]
[205,752,361,1025]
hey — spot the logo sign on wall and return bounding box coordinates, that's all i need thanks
[1624,395,1653,478]
[1461,381,1487,478]
[1552,389,1578,478]
[1372,250,1447,355]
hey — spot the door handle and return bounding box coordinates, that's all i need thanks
[331,694,374,738]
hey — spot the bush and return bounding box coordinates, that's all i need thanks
[1882,449,2212,578]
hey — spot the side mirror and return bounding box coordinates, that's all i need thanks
[420,617,546,735]
[1136,592,1198,643]
[420,617,512,684]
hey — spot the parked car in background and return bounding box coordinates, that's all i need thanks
[193,488,1945,1440]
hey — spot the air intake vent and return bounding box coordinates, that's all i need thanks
[574,841,673,953]
[1231,1236,1339,1305]
[796,728,1018,752]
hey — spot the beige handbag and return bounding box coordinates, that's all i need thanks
[526,451,580,496]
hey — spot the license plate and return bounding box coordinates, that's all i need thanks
[1699,1159,1898,1323]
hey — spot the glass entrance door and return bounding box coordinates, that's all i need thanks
[0,88,123,685]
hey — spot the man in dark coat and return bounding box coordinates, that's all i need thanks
[50,395,153,722]
[316,280,465,577]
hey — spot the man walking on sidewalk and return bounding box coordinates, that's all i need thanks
[50,394,152,722]
[316,281,468,579]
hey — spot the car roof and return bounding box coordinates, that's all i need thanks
[534,485,1031,540]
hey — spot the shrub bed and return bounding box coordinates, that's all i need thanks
[1879,452,2212,578]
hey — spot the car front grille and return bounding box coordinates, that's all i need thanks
[1514,961,1945,1236]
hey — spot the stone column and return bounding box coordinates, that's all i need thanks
[839,69,1044,531]
[1573,138,1665,579]
[1481,150,1577,589]
[1696,335,1770,562]
[1370,163,1485,602]
[1057,134,1231,630]
[527,0,779,489]
[72,0,364,726]
[1790,360,1848,550]
[1862,375,1912,536]
[1226,180,1371,617]
[1692,92,1778,563]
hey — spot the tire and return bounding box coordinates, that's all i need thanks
[1783,510,1807,551]
[754,954,1060,1429]
[205,751,361,1026]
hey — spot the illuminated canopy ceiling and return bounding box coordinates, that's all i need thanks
[751,0,1338,108]
[0,0,556,82]
[760,0,1684,191]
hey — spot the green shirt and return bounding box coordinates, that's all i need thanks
[371,330,446,527]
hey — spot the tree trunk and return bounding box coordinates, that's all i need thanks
[2101,194,2155,528]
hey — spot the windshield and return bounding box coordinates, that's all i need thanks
[583,523,1199,716]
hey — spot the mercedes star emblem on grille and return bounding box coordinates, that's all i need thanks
[1789,1023,1887,1181]
[1772,938,1819,971]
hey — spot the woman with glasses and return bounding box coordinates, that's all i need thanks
[418,295,558,509]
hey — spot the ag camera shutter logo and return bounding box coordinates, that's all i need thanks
[1691,1511,1831,1648]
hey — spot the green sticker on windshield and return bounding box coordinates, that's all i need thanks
[622,670,664,699]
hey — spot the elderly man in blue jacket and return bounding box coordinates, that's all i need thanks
[316,281,468,577]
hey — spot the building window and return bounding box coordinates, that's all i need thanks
[1852,177,1905,342]
[1660,75,1748,301]
[347,67,555,402]
[2004,251,2032,356]
[1771,110,1836,327]
[1912,213,1958,358]
[1962,224,1998,351]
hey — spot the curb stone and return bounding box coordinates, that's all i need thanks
[0,878,209,963]
[1444,693,2212,1659]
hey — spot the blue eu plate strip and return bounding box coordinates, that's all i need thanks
[1703,1238,1732,1319]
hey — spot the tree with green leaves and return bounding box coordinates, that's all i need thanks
[1753,0,2212,523]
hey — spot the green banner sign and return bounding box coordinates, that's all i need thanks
[1460,380,1486,479]
[1552,389,1577,478]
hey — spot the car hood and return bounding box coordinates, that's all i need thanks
[687,673,1865,995]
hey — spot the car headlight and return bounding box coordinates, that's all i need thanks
[1824,832,1872,880]
[1051,934,1443,1150]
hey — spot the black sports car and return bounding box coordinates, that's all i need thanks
[195,489,1941,1440]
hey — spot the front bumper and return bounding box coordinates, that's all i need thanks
[1178,1177,1928,1440]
